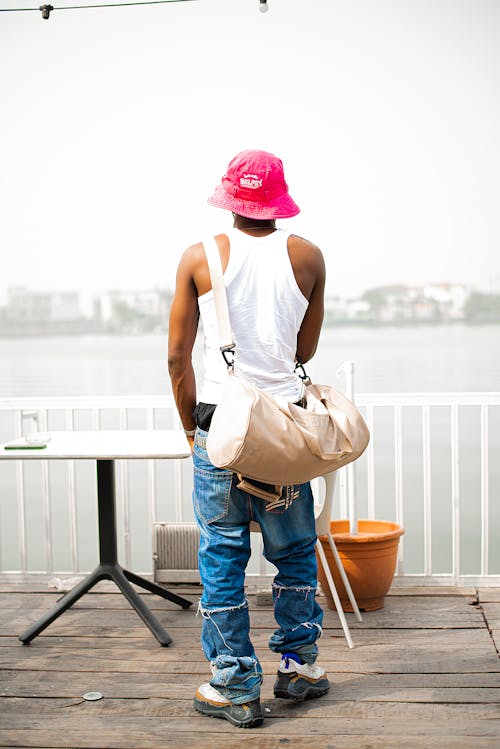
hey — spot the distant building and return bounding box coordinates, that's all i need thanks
[6,288,84,322]
[361,285,435,322]
[359,283,469,323]
[96,289,172,330]
[423,283,469,320]
[324,295,371,323]
[1,280,477,336]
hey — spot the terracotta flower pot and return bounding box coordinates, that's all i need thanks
[317,519,405,612]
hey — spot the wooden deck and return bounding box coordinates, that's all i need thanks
[0,583,499,748]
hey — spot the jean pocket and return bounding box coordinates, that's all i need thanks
[193,465,233,524]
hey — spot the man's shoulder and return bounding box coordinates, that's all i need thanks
[287,234,325,269]
[182,240,203,262]
[182,234,228,262]
[288,233,320,252]
[178,234,229,295]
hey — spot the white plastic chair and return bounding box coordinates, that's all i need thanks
[313,473,362,649]
[251,473,362,649]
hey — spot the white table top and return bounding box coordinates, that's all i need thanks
[0,430,192,460]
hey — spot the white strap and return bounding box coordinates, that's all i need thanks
[203,236,235,351]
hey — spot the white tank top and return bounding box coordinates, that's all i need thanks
[198,228,309,404]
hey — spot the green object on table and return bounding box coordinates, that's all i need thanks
[4,443,47,450]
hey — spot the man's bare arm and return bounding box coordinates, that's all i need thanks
[296,270,325,363]
[288,236,326,364]
[168,247,200,437]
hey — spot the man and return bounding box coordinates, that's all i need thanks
[168,149,327,728]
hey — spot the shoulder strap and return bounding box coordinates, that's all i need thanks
[203,236,235,353]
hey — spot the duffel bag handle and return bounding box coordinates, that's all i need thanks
[236,475,283,503]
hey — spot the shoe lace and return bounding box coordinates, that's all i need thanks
[282,652,303,669]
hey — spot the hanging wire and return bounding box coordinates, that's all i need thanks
[0,0,198,12]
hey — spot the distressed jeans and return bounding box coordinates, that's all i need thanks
[193,428,323,704]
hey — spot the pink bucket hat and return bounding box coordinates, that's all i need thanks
[207,149,300,220]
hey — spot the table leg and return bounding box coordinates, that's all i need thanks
[122,568,193,609]
[19,565,106,644]
[19,458,192,647]
[108,566,173,646]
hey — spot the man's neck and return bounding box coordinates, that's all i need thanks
[233,214,276,236]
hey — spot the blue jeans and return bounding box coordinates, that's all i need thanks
[192,428,323,704]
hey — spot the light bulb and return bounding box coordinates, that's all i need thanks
[259,1,269,13]
[40,4,53,19]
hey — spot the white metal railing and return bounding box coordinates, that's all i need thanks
[1,392,499,586]
[350,392,500,586]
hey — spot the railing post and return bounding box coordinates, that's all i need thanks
[119,407,131,570]
[366,405,375,520]
[480,405,489,577]
[15,411,27,574]
[422,405,432,577]
[65,409,78,574]
[337,361,357,535]
[394,405,404,575]
[451,404,460,582]
[40,409,53,574]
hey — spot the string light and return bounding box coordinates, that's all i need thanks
[259,0,269,12]
[0,0,199,20]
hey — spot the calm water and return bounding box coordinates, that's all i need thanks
[1,324,499,577]
[1,324,499,396]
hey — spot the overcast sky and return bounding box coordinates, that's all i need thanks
[1,0,499,300]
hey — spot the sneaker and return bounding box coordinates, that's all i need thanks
[194,682,263,728]
[273,652,330,701]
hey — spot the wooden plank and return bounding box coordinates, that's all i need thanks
[1,733,499,749]
[0,581,484,596]
[1,658,496,675]
[0,602,485,634]
[3,653,489,675]
[1,713,500,738]
[388,585,477,597]
[1,626,496,656]
[481,603,500,629]
[3,669,500,699]
[0,581,203,595]
[489,629,500,653]
[0,593,200,611]
[478,589,500,603]
[2,625,494,649]
[2,696,500,717]
[0,588,477,612]
[0,661,500,697]
[0,591,479,611]
[0,608,483,630]
[1,625,495,650]
[0,618,486,640]
[481,605,500,655]
[0,592,477,615]
[1,637,495,673]
[2,641,498,671]
[14,590,481,607]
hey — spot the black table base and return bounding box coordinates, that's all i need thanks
[19,459,193,647]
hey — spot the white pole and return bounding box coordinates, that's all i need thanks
[480,405,489,577]
[337,361,358,535]
[451,404,460,582]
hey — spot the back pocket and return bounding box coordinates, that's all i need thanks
[193,466,233,524]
